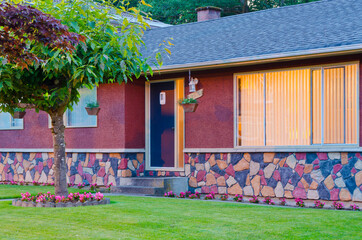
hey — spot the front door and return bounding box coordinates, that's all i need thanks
[150,81,175,168]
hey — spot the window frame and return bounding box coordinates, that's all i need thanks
[233,61,360,150]
[0,112,24,130]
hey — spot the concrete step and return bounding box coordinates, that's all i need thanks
[112,186,165,195]
[118,177,166,188]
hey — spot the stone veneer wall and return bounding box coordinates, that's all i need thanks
[0,152,185,186]
[185,152,362,202]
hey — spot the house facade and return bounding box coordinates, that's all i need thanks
[0,0,361,202]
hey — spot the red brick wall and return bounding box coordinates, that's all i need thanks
[0,83,128,149]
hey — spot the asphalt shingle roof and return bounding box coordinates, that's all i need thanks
[142,0,362,69]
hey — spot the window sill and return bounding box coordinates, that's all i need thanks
[0,127,24,130]
[65,125,97,129]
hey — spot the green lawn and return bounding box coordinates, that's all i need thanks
[0,186,360,239]
[0,185,89,199]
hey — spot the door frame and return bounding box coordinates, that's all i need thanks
[145,78,185,171]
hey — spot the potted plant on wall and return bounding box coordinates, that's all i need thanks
[179,98,198,112]
[12,108,26,119]
[85,102,100,115]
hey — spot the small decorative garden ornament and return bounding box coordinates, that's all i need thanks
[85,102,100,115]
[179,98,198,112]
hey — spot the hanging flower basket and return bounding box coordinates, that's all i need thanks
[85,107,100,116]
[13,110,26,119]
[85,102,100,115]
[182,103,198,113]
[179,98,198,113]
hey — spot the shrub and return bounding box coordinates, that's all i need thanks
[333,201,344,210]
[263,197,275,205]
[233,194,243,202]
[32,181,40,186]
[295,198,305,207]
[314,200,325,208]
[350,204,360,211]
[164,191,176,198]
[249,195,259,203]
[90,183,98,191]
[280,197,286,206]
[204,192,215,200]
[220,194,228,201]
[189,191,201,199]
[178,191,192,198]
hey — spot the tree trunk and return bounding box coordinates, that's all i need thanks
[241,0,249,13]
[50,111,68,197]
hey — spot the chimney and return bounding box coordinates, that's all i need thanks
[195,6,222,22]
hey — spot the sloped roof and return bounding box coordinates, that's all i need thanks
[143,0,362,70]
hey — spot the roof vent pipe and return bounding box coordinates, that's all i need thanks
[195,6,222,22]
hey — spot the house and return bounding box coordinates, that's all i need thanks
[0,0,361,202]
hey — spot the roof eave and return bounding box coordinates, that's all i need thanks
[153,44,362,74]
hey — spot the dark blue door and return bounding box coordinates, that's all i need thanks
[150,81,175,168]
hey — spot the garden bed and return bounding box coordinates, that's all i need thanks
[165,191,361,211]
[12,191,110,208]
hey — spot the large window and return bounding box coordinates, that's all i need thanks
[236,63,358,147]
[0,112,23,130]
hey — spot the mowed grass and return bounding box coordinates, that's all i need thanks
[0,186,360,240]
[0,185,89,199]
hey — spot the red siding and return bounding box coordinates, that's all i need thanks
[124,80,145,148]
[184,72,234,148]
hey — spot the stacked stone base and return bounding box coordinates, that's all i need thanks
[12,198,110,207]
[185,152,362,202]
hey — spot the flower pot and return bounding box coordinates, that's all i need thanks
[181,103,198,113]
[85,107,100,115]
[13,111,26,119]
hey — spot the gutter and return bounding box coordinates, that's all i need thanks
[153,44,362,73]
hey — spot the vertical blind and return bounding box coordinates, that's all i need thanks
[237,63,358,146]
[238,73,264,146]
[265,69,311,146]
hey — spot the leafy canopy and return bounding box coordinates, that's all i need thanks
[0,2,83,68]
[0,0,167,115]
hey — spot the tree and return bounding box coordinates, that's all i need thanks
[0,0,167,196]
[0,2,83,68]
[138,0,321,25]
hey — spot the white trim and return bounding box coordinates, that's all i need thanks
[184,146,362,153]
[0,148,145,153]
[153,44,362,73]
[145,78,184,171]
[0,127,23,130]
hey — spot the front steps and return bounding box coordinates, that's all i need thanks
[111,177,188,196]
